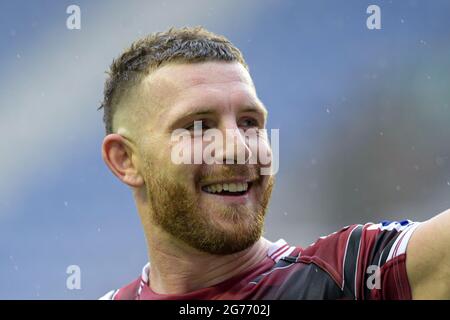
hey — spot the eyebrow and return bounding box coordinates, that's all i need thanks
[242,105,268,117]
[173,104,268,122]
[165,101,268,131]
[181,108,215,119]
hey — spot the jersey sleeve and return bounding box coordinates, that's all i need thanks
[299,219,421,300]
[358,220,421,299]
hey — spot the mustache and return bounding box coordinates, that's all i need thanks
[197,164,261,184]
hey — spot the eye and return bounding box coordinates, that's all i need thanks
[239,117,260,128]
[184,119,213,131]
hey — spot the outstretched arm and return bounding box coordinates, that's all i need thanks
[407,208,450,299]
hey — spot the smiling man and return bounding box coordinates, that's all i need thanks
[99,26,450,300]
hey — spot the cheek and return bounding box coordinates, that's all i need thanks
[255,138,272,166]
[169,132,197,165]
[139,145,172,181]
[169,163,201,188]
[245,131,273,165]
[149,135,201,187]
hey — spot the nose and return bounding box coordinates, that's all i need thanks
[213,121,252,165]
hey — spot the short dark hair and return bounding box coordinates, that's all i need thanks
[98,26,249,135]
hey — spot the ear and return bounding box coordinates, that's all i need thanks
[101,134,144,188]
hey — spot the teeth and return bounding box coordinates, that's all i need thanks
[203,182,249,194]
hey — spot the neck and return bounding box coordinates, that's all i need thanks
[146,230,271,295]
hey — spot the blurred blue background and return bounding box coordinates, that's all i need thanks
[1,0,449,299]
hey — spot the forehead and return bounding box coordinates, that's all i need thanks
[140,61,260,119]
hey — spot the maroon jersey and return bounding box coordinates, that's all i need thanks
[100,220,420,300]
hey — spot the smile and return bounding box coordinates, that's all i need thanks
[201,181,253,196]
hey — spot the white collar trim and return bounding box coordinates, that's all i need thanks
[140,239,296,284]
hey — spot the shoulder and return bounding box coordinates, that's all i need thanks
[99,263,150,300]
[301,220,420,261]
[298,220,421,299]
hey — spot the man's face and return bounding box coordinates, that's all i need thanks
[132,61,274,255]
